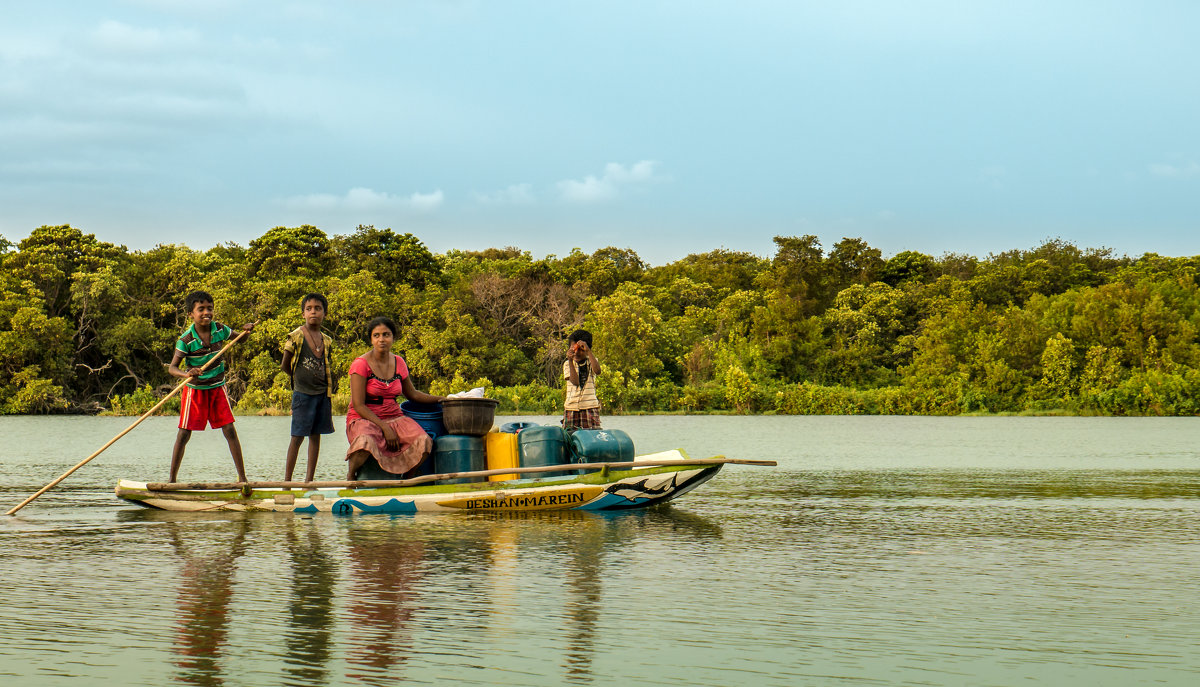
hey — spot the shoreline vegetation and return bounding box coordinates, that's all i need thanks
[4,224,1200,419]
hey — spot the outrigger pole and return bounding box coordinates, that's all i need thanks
[143,458,779,492]
[5,325,256,516]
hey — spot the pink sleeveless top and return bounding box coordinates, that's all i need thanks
[346,354,410,422]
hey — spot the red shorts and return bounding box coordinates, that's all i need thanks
[179,386,235,431]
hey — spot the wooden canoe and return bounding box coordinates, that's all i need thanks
[115,449,770,514]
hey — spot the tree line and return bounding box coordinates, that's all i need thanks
[2,223,1199,417]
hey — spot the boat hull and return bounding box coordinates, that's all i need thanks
[115,451,723,514]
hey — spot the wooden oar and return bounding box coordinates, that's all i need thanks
[6,325,256,516]
[142,458,779,492]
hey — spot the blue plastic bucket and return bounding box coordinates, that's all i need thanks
[401,400,447,440]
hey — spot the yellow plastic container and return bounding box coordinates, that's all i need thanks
[485,431,519,481]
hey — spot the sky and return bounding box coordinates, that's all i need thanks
[2,1,1199,266]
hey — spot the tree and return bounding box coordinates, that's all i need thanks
[880,250,935,286]
[7,225,124,318]
[819,282,909,387]
[645,249,768,295]
[557,247,647,297]
[758,235,832,317]
[334,225,441,289]
[247,225,333,279]
[826,237,884,292]
[584,285,666,384]
[1034,332,1076,401]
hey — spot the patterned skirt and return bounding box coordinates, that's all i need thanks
[345,415,433,474]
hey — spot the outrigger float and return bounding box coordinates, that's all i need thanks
[115,450,776,514]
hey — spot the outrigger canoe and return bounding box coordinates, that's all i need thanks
[115,449,775,514]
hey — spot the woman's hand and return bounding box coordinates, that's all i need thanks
[382,424,402,451]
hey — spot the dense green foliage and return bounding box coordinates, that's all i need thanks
[3,224,1199,416]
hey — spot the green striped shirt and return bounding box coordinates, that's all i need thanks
[176,322,233,389]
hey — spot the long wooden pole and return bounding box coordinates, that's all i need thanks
[142,458,779,492]
[6,325,255,516]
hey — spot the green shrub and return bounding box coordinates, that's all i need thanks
[108,384,179,416]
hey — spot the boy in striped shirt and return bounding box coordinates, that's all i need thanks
[168,291,254,483]
[563,329,602,430]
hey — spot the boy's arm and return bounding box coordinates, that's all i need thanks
[566,355,580,387]
[168,350,200,379]
[575,341,601,375]
[280,330,297,374]
[327,336,337,393]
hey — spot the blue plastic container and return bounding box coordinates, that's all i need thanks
[401,400,447,440]
[569,429,635,465]
[518,425,573,478]
[433,435,487,484]
[500,421,537,434]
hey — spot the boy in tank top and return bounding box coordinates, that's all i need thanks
[280,293,336,482]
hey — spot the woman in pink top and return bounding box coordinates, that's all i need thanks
[345,316,447,480]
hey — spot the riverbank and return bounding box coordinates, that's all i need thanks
[88,376,1200,418]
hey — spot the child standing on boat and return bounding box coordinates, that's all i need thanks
[280,292,335,483]
[563,329,602,430]
[168,291,254,483]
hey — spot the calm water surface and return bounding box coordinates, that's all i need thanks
[1,415,1198,686]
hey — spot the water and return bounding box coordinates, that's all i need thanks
[1,415,1199,686]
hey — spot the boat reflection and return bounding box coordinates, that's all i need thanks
[464,506,722,683]
[148,504,721,684]
[561,513,606,683]
[165,517,249,687]
[282,519,337,687]
[342,518,427,683]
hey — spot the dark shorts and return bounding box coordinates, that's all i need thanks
[291,392,335,437]
[563,407,602,430]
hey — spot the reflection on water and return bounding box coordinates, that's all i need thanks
[772,469,1200,500]
[144,508,725,687]
[562,514,606,683]
[283,520,336,687]
[343,521,426,683]
[5,413,1200,687]
[168,519,249,687]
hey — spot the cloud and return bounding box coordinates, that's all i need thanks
[474,183,535,205]
[557,160,663,203]
[1149,161,1200,178]
[408,190,444,211]
[283,187,444,212]
[90,20,201,56]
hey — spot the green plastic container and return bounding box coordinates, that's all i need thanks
[433,435,487,484]
[518,425,572,478]
[569,429,635,465]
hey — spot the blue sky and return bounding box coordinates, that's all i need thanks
[2,1,1198,265]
